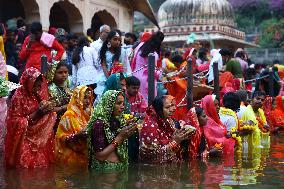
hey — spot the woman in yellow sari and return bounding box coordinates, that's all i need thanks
[55,86,93,167]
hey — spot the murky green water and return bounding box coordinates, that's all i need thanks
[1,136,284,189]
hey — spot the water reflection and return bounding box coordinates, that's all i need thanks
[1,136,284,189]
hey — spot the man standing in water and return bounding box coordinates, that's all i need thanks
[241,91,270,150]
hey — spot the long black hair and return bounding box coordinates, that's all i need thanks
[99,30,121,64]
[152,95,167,118]
[72,36,89,65]
[140,31,164,58]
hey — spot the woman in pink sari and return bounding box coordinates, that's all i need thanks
[200,95,235,155]
[5,68,57,168]
[131,31,164,101]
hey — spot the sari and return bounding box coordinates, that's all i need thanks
[264,96,284,133]
[201,95,235,154]
[0,52,7,152]
[87,90,128,172]
[5,67,57,168]
[55,86,93,166]
[185,108,208,158]
[139,106,180,163]
[241,105,270,149]
[165,61,187,120]
[48,82,72,130]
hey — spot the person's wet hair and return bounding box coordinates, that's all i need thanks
[223,92,241,111]
[126,76,140,87]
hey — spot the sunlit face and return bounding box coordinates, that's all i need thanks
[251,95,265,109]
[120,79,126,93]
[163,96,176,118]
[54,66,68,84]
[127,85,139,97]
[214,99,220,113]
[113,94,125,116]
[110,35,121,48]
[83,89,92,110]
[197,111,208,127]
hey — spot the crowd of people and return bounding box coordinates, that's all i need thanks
[0,18,284,174]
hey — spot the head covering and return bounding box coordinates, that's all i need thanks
[68,86,93,112]
[89,90,123,127]
[201,95,222,125]
[104,73,125,93]
[20,67,48,100]
[140,32,152,42]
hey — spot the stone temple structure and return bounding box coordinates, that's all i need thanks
[145,0,257,49]
[0,0,158,34]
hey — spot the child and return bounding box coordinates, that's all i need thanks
[48,62,72,132]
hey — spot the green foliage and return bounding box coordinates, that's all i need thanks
[258,18,284,48]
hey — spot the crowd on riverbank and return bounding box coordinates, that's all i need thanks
[0,19,283,173]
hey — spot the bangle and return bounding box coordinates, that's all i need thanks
[111,140,119,148]
[169,140,180,152]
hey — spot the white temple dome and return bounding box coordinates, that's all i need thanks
[158,0,235,28]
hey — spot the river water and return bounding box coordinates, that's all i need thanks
[0,135,283,189]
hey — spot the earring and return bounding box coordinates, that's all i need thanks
[107,42,111,48]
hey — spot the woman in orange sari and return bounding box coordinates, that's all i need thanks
[264,96,284,134]
[5,67,57,168]
[55,86,93,167]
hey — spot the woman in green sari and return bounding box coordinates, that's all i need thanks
[87,90,137,172]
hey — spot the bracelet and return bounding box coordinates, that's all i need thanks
[169,140,180,152]
[67,134,75,142]
[111,139,119,148]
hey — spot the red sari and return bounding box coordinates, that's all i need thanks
[140,107,180,163]
[184,108,207,158]
[200,95,235,154]
[5,68,57,168]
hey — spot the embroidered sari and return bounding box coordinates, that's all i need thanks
[139,106,180,163]
[201,95,235,154]
[185,108,208,158]
[55,86,93,166]
[241,105,270,149]
[87,90,128,172]
[48,82,72,130]
[5,68,57,168]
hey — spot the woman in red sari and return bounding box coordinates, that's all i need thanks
[5,67,57,168]
[139,95,191,163]
[200,95,235,155]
